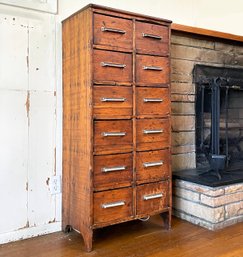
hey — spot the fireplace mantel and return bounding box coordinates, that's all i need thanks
[172,23,243,43]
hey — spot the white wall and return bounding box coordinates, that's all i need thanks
[0,1,62,244]
[59,0,243,36]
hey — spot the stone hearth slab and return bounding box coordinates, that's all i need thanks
[173,179,243,230]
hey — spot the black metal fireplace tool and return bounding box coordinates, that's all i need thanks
[194,65,243,180]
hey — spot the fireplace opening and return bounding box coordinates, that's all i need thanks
[173,64,243,186]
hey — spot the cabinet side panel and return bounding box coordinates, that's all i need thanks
[62,9,93,235]
[62,18,71,230]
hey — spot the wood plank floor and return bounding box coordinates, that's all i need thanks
[1,216,243,257]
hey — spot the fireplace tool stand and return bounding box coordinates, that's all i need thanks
[199,78,228,180]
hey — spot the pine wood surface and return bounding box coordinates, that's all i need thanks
[172,23,243,43]
[136,55,169,85]
[136,149,170,184]
[62,4,172,251]
[1,217,243,257]
[136,118,171,151]
[93,13,133,50]
[135,21,169,56]
[136,87,170,117]
[62,8,94,251]
[93,153,133,191]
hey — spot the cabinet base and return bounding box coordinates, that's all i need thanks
[64,212,171,252]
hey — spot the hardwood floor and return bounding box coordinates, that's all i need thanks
[1,216,243,257]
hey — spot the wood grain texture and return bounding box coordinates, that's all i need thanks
[172,23,243,43]
[93,49,132,84]
[136,118,171,151]
[62,8,93,252]
[93,120,133,154]
[136,55,169,85]
[62,18,71,232]
[93,13,133,50]
[136,181,169,216]
[2,216,243,256]
[136,149,170,184]
[93,85,133,119]
[136,87,170,117]
[93,153,133,191]
[93,187,133,225]
[62,4,172,252]
[136,21,169,56]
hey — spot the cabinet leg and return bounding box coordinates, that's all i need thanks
[160,211,171,230]
[82,229,93,252]
[64,225,72,233]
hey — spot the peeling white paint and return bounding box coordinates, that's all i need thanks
[28,91,56,226]
[0,0,57,14]
[0,3,60,244]
[0,222,61,245]
[0,90,29,234]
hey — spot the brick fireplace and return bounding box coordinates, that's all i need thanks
[171,27,243,229]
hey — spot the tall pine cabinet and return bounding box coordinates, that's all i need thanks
[62,4,172,252]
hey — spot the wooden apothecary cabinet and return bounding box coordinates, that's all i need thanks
[62,4,172,252]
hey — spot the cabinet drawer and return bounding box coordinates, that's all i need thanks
[94,13,133,50]
[136,118,170,151]
[136,149,170,184]
[94,187,133,224]
[135,21,169,56]
[94,153,133,191]
[93,50,132,84]
[94,120,133,154]
[136,55,169,85]
[136,87,170,117]
[93,86,133,119]
[136,181,169,216]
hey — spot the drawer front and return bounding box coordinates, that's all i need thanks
[135,21,169,55]
[136,87,170,117]
[94,120,133,154]
[136,149,170,184]
[93,49,132,83]
[136,181,169,216]
[93,86,133,118]
[94,187,133,224]
[136,118,170,151]
[136,55,169,85]
[94,153,133,191]
[94,13,133,50]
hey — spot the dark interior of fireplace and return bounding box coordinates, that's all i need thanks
[173,64,243,186]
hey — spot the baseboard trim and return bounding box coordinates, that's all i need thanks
[0,222,61,244]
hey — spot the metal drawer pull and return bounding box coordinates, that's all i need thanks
[143,161,164,168]
[102,132,126,137]
[101,97,126,102]
[143,129,163,134]
[142,33,162,40]
[102,166,126,173]
[101,62,126,68]
[101,27,126,34]
[102,201,125,209]
[143,193,163,201]
[143,98,163,103]
[143,66,163,71]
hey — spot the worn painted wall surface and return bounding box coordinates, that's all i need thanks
[0,2,61,244]
[0,0,57,14]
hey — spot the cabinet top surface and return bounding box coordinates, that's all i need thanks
[62,3,172,25]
